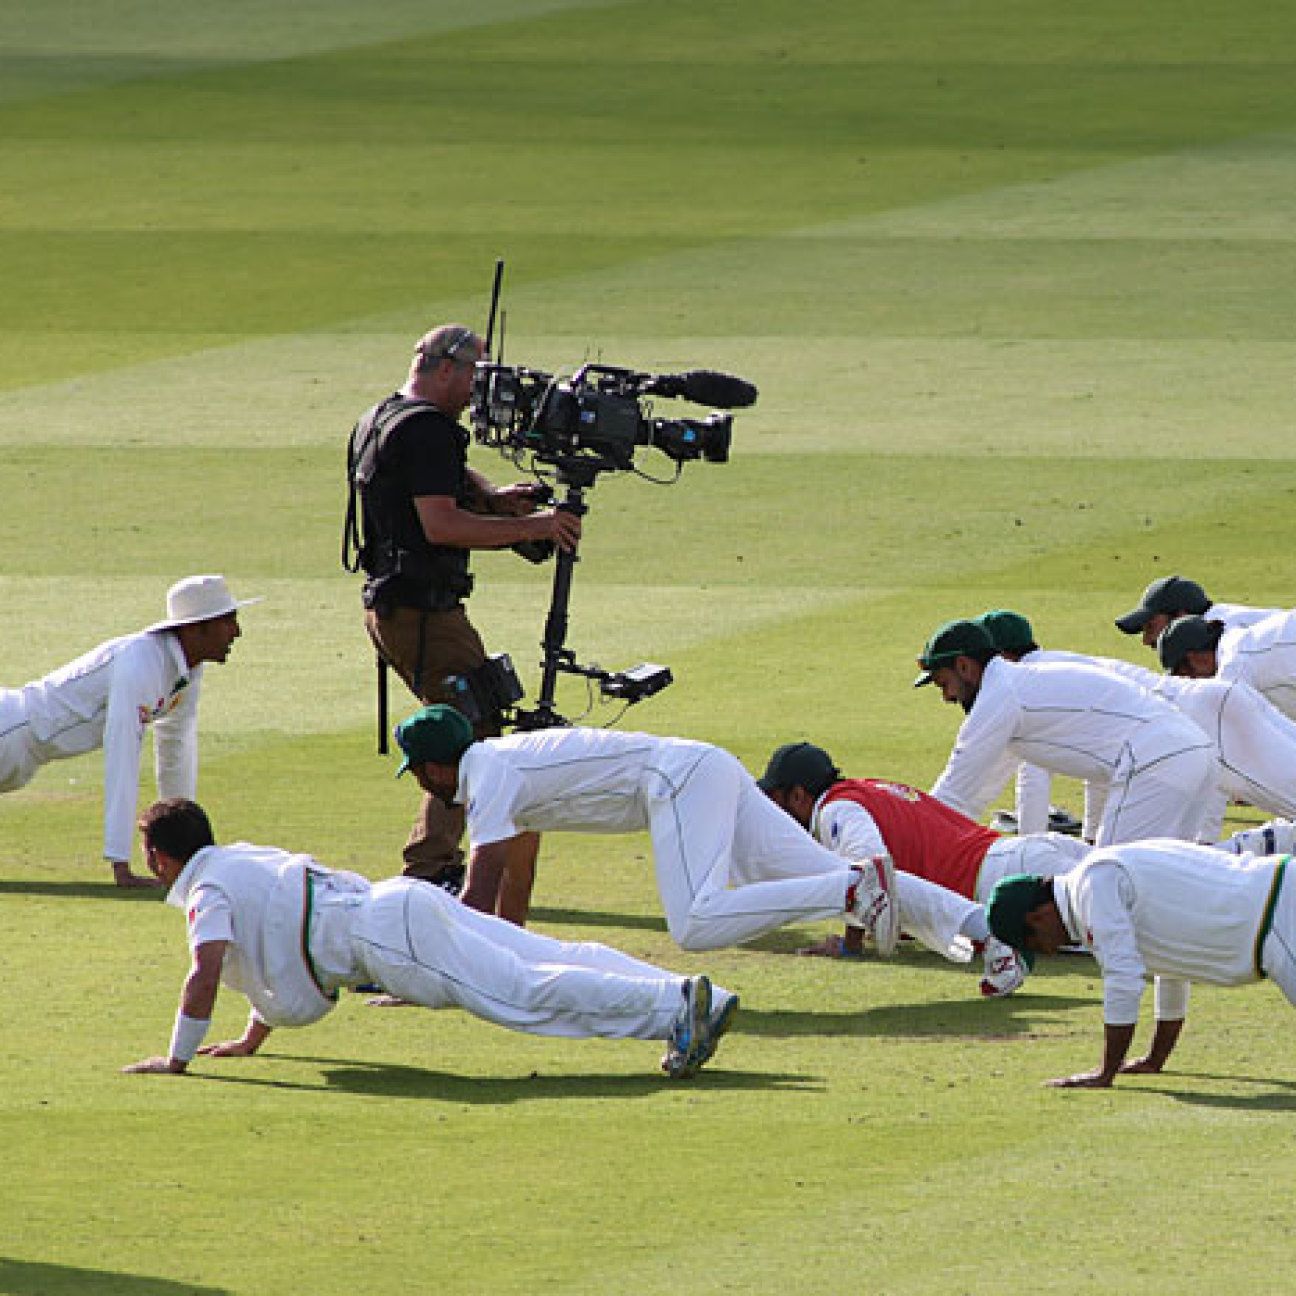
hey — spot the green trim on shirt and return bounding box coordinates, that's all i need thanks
[302,873,339,1004]
[1254,857,1288,978]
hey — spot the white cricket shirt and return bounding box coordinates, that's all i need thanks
[457,728,706,845]
[3,629,201,860]
[930,655,1211,823]
[1056,842,1284,1025]
[1217,608,1296,721]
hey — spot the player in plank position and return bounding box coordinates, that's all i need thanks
[394,706,997,969]
[987,839,1296,1087]
[122,798,735,1080]
[756,741,1090,994]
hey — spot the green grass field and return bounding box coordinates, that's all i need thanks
[3,1,1296,1292]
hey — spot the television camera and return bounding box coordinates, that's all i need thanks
[454,264,758,731]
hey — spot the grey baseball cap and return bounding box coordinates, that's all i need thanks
[1115,575,1210,634]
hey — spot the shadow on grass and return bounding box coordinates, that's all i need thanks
[1131,1072,1296,1112]
[193,1058,814,1102]
[529,904,666,933]
[737,993,1093,1039]
[0,1257,227,1295]
[0,879,161,900]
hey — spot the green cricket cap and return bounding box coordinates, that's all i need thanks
[914,618,995,687]
[394,704,475,775]
[985,873,1052,970]
[977,609,1037,656]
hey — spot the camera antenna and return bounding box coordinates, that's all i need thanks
[485,258,505,360]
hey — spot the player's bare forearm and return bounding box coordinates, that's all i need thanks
[1120,1018,1184,1074]
[1049,1022,1136,1088]
[495,832,540,926]
[180,944,226,1021]
[460,841,514,914]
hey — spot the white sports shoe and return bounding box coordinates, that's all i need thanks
[845,855,899,958]
[979,938,1027,998]
[1223,820,1296,857]
[661,975,713,1079]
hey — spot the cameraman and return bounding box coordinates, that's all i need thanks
[348,324,581,885]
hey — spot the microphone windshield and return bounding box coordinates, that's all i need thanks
[646,369,759,409]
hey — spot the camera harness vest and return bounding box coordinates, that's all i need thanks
[342,395,474,606]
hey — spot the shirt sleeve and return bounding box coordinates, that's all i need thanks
[1076,861,1148,1026]
[462,747,525,846]
[815,800,887,861]
[185,881,235,949]
[154,669,201,800]
[100,648,153,862]
[930,682,1021,822]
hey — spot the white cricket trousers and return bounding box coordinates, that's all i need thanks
[1096,741,1217,845]
[645,745,858,950]
[646,745,981,957]
[974,833,1091,902]
[0,692,41,792]
[1258,866,1296,1009]
[350,879,692,1040]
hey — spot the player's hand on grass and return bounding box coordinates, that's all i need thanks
[111,862,162,890]
[1047,1068,1115,1089]
[795,933,863,960]
[122,1056,186,1075]
[198,1038,258,1057]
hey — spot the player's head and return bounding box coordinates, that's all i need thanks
[976,609,1038,660]
[395,704,477,804]
[985,873,1067,963]
[138,798,216,881]
[914,618,996,711]
[1156,615,1224,678]
[1115,575,1211,648]
[757,742,841,825]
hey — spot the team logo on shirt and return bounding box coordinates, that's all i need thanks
[875,781,921,802]
[137,679,188,726]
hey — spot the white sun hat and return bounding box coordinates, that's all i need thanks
[146,574,263,633]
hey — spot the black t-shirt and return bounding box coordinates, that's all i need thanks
[383,402,466,500]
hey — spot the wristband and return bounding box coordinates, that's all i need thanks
[168,1011,211,1064]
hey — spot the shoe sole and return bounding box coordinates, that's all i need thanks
[693,993,740,1071]
[662,976,712,1079]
